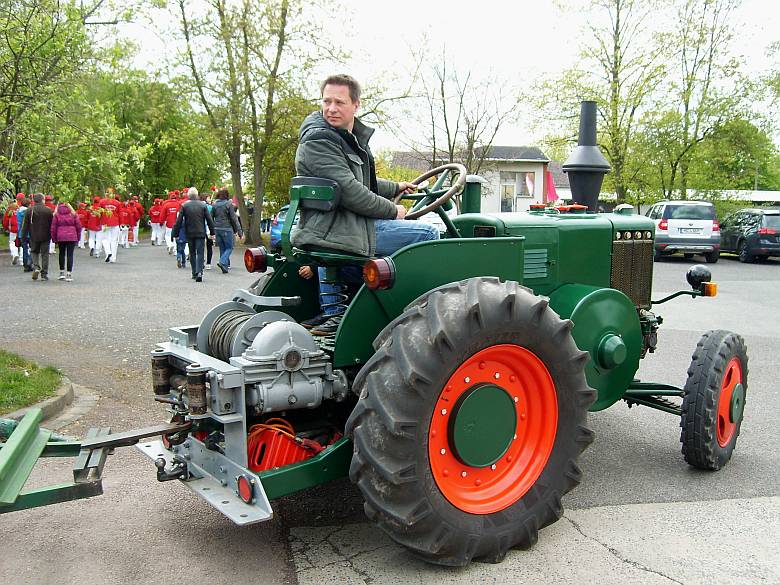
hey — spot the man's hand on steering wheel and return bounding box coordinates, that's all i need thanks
[396,181,417,196]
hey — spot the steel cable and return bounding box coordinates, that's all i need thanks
[208,309,252,361]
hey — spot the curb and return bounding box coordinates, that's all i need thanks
[3,376,74,422]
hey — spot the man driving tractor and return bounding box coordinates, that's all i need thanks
[292,74,439,333]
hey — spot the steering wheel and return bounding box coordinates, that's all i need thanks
[393,163,467,220]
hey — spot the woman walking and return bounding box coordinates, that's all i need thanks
[50,202,83,282]
[211,188,243,273]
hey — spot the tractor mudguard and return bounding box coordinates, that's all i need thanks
[331,237,525,368]
[548,284,643,411]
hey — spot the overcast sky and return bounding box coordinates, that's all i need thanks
[124,0,779,151]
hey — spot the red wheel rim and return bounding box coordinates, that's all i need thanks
[716,357,743,447]
[428,344,558,514]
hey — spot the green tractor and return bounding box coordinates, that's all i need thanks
[0,102,748,566]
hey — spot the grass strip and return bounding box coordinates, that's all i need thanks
[0,350,61,415]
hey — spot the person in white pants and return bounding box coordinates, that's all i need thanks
[118,225,129,248]
[102,226,119,261]
[8,229,18,263]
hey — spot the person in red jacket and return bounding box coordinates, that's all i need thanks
[76,202,90,248]
[87,196,103,257]
[149,198,163,246]
[160,191,181,254]
[99,191,122,262]
[3,201,20,264]
[129,195,144,246]
[117,200,132,249]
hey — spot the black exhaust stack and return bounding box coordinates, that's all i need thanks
[562,101,610,211]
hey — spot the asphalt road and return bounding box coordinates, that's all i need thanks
[1,243,778,584]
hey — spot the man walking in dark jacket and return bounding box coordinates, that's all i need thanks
[172,187,215,282]
[20,193,55,281]
[211,188,243,273]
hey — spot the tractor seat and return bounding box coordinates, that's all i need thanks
[292,245,370,267]
[283,176,371,267]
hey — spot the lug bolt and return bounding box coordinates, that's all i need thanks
[513,434,517,440]
[494,372,500,379]
[479,362,486,369]
[475,479,482,486]
[491,464,497,470]
[443,469,449,477]
[464,376,471,384]
[513,396,519,402]
[431,429,437,438]
[461,471,468,478]
[441,408,447,415]
[440,448,446,455]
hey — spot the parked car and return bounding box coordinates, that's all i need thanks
[269,205,289,252]
[645,200,720,263]
[719,208,780,263]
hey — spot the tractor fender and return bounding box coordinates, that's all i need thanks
[548,284,643,411]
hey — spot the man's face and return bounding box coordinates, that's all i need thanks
[322,84,358,131]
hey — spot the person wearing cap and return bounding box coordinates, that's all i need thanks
[160,191,181,254]
[129,195,144,246]
[99,191,122,262]
[87,196,103,257]
[149,197,163,245]
[117,200,132,249]
[76,202,90,248]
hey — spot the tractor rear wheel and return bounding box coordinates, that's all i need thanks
[346,278,595,566]
[680,330,748,470]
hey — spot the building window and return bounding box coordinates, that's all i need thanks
[499,171,536,211]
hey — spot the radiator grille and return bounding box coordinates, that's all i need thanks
[610,239,653,307]
[524,248,548,279]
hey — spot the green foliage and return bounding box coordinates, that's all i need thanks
[0,350,61,415]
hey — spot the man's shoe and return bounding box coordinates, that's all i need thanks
[89,248,94,257]
[32,268,39,280]
[205,264,212,270]
[310,315,342,336]
[11,256,18,265]
[105,254,112,263]
[195,273,203,282]
[301,313,331,329]
[58,271,66,280]
[41,274,48,281]
[65,272,73,282]
[177,258,182,268]
[217,262,228,274]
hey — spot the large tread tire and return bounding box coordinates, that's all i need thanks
[704,251,719,264]
[680,330,748,470]
[346,278,595,566]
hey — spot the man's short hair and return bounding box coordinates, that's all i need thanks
[33,193,43,203]
[320,74,361,103]
[216,188,229,200]
[187,187,199,200]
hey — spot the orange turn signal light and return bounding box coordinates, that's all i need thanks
[702,282,718,297]
[363,258,396,290]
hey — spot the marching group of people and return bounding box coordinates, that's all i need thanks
[2,186,244,283]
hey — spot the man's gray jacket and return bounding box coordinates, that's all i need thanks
[290,111,398,256]
[172,200,214,239]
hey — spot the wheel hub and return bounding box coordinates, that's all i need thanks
[449,384,516,468]
[729,383,745,423]
[428,344,558,515]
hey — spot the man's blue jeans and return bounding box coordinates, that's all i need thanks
[216,229,234,267]
[319,220,439,315]
[188,237,206,277]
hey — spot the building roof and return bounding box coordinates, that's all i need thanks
[391,146,550,172]
[474,145,549,162]
[548,160,570,189]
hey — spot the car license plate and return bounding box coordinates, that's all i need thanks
[680,228,701,234]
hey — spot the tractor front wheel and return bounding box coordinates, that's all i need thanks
[681,330,748,470]
[346,278,595,566]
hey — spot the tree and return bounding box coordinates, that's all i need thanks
[400,47,519,175]
[535,0,665,203]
